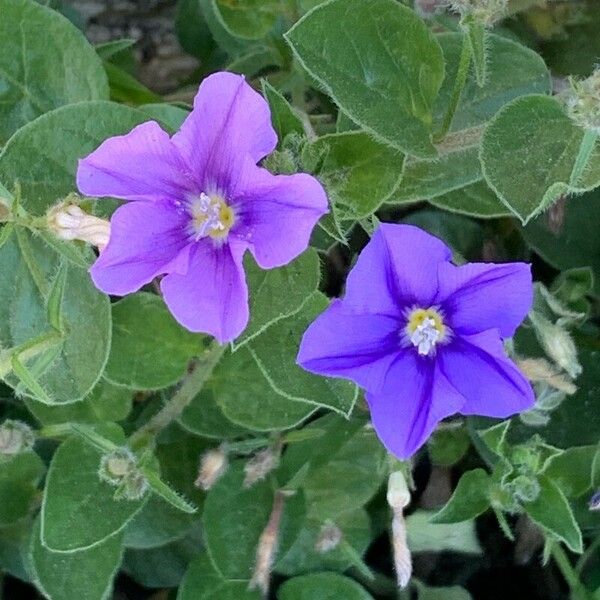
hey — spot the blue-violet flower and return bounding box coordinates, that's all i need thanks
[297,224,535,458]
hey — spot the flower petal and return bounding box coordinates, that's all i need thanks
[233,165,328,268]
[77,121,192,203]
[438,330,535,418]
[436,262,533,338]
[172,72,278,194]
[160,238,249,343]
[366,352,465,459]
[90,201,190,295]
[297,300,401,393]
[343,224,452,317]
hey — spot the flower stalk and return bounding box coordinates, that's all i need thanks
[434,33,472,142]
[129,341,226,448]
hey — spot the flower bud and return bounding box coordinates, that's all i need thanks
[0,420,35,457]
[387,471,412,589]
[517,358,576,395]
[315,521,343,553]
[98,447,148,501]
[529,313,582,379]
[244,448,279,489]
[449,0,508,27]
[589,490,600,511]
[507,475,541,504]
[564,70,600,133]
[47,201,110,251]
[195,446,228,491]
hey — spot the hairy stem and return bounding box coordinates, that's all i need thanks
[434,33,472,142]
[570,129,598,188]
[551,542,585,595]
[129,341,225,447]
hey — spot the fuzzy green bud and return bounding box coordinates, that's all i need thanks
[449,0,508,27]
[98,447,148,501]
[507,475,541,504]
[564,70,600,133]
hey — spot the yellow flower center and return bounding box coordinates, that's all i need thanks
[406,307,447,356]
[189,193,235,240]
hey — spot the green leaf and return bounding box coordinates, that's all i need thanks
[209,347,315,431]
[0,0,108,144]
[480,94,600,223]
[428,425,470,467]
[247,292,358,416]
[198,0,256,57]
[179,385,254,439]
[215,0,279,40]
[542,446,597,498]
[430,181,510,219]
[176,0,217,60]
[524,475,583,553]
[278,414,386,519]
[510,342,600,448]
[41,432,147,552]
[123,524,202,589]
[178,553,260,600]
[105,293,204,391]
[416,581,473,600]
[285,0,445,158]
[522,189,600,295]
[277,572,374,600]
[25,379,132,425]
[303,131,404,220]
[234,249,320,350]
[275,509,372,576]
[466,22,487,87]
[139,103,189,133]
[431,469,491,524]
[103,61,162,105]
[408,510,482,554]
[203,461,305,579]
[95,38,136,61]
[391,32,550,212]
[125,428,208,548]
[0,452,45,526]
[141,468,197,514]
[0,230,111,405]
[30,519,123,600]
[433,33,551,133]
[0,101,148,215]
[262,80,305,142]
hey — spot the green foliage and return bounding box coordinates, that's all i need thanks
[105,293,204,390]
[481,95,600,223]
[30,519,123,600]
[0,0,108,144]
[0,0,598,596]
[286,0,445,158]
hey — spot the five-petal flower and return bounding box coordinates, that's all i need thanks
[77,72,328,343]
[297,223,535,459]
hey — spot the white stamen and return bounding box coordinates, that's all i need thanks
[410,317,441,356]
[190,192,226,240]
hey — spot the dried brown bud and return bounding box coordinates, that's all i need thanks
[387,471,412,589]
[47,202,110,251]
[244,448,279,488]
[195,447,228,491]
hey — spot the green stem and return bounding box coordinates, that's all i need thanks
[129,341,226,448]
[570,129,598,188]
[576,534,600,576]
[434,33,472,142]
[551,542,584,594]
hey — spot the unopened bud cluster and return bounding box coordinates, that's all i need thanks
[98,447,148,501]
[0,420,35,458]
[448,0,508,27]
[244,447,279,488]
[564,70,600,133]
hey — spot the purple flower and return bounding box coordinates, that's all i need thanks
[77,72,328,343]
[297,224,535,459]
